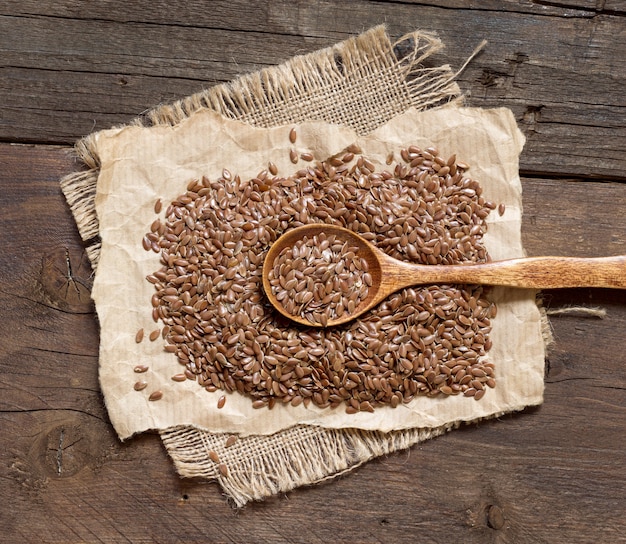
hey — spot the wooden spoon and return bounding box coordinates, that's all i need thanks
[262,224,626,327]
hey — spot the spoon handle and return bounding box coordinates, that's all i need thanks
[406,255,626,289]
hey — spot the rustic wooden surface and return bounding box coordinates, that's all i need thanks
[1,2,624,543]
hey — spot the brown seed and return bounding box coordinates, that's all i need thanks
[219,463,229,477]
[149,329,160,341]
[171,373,186,382]
[300,152,314,162]
[148,390,163,401]
[134,381,148,391]
[498,203,506,216]
[289,149,298,164]
[134,365,149,373]
[135,328,144,343]
[289,127,297,144]
[154,198,162,214]
[225,435,237,448]
[217,395,226,409]
[209,450,220,463]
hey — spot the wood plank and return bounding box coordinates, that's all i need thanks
[0,143,624,542]
[0,0,608,27]
[0,3,625,179]
[521,178,626,257]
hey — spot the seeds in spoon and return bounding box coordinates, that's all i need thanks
[267,234,369,326]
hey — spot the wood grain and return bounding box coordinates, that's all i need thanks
[389,255,626,289]
[1,1,625,179]
[0,2,625,541]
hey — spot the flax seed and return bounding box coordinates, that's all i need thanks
[148,390,163,401]
[142,144,497,410]
[135,328,144,343]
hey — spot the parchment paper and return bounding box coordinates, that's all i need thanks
[93,106,544,440]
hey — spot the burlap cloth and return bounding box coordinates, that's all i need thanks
[61,26,547,506]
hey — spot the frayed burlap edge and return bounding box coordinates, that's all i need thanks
[60,26,461,270]
[59,25,547,505]
[160,423,459,507]
[160,409,514,508]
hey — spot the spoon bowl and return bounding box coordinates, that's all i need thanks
[262,224,386,326]
[262,224,626,327]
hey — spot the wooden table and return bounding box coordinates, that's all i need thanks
[1,2,625,542]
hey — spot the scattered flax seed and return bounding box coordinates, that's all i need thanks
[289,149,298,164]
[289,127,297,144]
[217,395,226,409]
[209,450,220,463]
[148,390,163,401]
[498,203,506,216]
[154,199,162,214]
[300,152,314,162]
[225,435,237,448]
[134,381,148,391]
[134,365,149,373]
[149,329,160,341]
[135,328,144,343]
[219,463,229,477]
[268,161,278,176]
[171,373,186,382]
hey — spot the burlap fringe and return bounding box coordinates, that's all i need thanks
[160,423,458,507]
[546,305,606,318]
[60,25,461,272]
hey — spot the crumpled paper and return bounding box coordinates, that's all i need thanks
[92,105,544,440]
